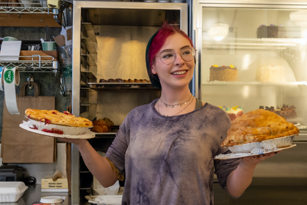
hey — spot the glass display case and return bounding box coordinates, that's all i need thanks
[194,1,307,204]
[196,3,307,127]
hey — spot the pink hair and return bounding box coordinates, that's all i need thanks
[148,23,194,69]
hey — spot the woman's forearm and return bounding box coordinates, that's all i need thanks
[226,162,256,197]
[76,140,118,187]
[226,152,277,197]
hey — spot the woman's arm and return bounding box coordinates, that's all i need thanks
[61,139,118,187]
[226,152,278,197]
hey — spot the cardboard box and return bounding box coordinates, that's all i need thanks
[41,177,68,189]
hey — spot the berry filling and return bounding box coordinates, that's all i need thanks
[42,128,63,134]
[30,125,38,130]
[63,111,73,115]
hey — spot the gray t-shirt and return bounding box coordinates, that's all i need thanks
[106,99,240,205]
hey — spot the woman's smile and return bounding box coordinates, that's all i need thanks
[171,69,189,77]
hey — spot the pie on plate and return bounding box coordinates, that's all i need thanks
[22,109,94,136]
[221,109,299,154]
[25,108,93,127]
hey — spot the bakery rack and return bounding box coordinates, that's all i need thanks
[202,37,307,50]
[0,1,51,14]
[0,55,59,72]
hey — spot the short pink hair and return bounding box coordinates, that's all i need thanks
[148,23,194,68]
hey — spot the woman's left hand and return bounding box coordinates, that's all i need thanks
[240,151,281,169]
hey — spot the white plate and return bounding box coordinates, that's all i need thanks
[19,123,95,139]
[214,144,296,160]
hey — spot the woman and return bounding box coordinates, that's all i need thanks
[63,24,278,205]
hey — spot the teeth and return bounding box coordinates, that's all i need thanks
[172,70,187,75]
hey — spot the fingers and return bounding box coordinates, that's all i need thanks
[242,151,280,160]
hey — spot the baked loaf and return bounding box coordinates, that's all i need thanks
[25,109,93,127]
[221,109,299,147]
[91,118,114,133]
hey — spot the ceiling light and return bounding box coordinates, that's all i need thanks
[208,23,229,41]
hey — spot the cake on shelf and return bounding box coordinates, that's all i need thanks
[257,24,286,38]
[256,65,286,83]
[259,104,297,120]
[219,106,243,121]
[209,65,238,82]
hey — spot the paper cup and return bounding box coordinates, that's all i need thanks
[42,41,56,51]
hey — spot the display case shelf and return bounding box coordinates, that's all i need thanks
[202,81,307,86]
[87,82,159,90]
[203,37,306,50]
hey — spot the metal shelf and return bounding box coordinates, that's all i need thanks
[0,55,59,72]
[202,81,307,86]
[0,6,52,14]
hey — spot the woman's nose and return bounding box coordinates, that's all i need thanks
[174,52,185,65]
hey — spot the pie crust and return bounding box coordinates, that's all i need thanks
[25,108,93,128]
[221,109,299,147]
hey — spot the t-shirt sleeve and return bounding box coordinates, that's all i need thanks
[105,116,130,177]
[214,110,241,189]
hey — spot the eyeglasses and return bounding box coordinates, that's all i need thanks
[157,47,196,65]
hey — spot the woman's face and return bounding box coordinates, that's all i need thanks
[151,33,195,89]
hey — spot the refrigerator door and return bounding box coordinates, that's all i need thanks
[196,2,307,124]
[194,1,307,204]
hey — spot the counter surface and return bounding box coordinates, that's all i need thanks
[7,184,71,205]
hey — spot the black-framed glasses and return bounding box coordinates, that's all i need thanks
[157,47,196,65]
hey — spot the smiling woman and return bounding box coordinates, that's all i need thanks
[61,23,277,205]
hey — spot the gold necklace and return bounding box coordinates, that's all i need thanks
[157,96,195,117]
[160,94,193,108]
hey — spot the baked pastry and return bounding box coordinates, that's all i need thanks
[221,109,299,147]
[256,65,286,83]
[91,118,114,133]
[259,104,297,120]
[257,24,286,38]
[99,79,107,82]
[108,79,116,82]
[220,106,243,121]
[25,109,93,127]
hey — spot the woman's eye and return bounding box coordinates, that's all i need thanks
[162,54,174,59]
[182,51,191,55]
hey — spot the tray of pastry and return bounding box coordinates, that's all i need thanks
[88,78,156,89]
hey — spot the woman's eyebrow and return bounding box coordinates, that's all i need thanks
[160,45,191,53]
[180,45,191,49]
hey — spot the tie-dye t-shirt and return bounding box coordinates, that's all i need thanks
[106,99,240,205]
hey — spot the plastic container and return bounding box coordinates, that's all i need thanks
[40,196,63,205]
[0,182,28,202]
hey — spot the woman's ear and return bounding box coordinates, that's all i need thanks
[151,65,157,75]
